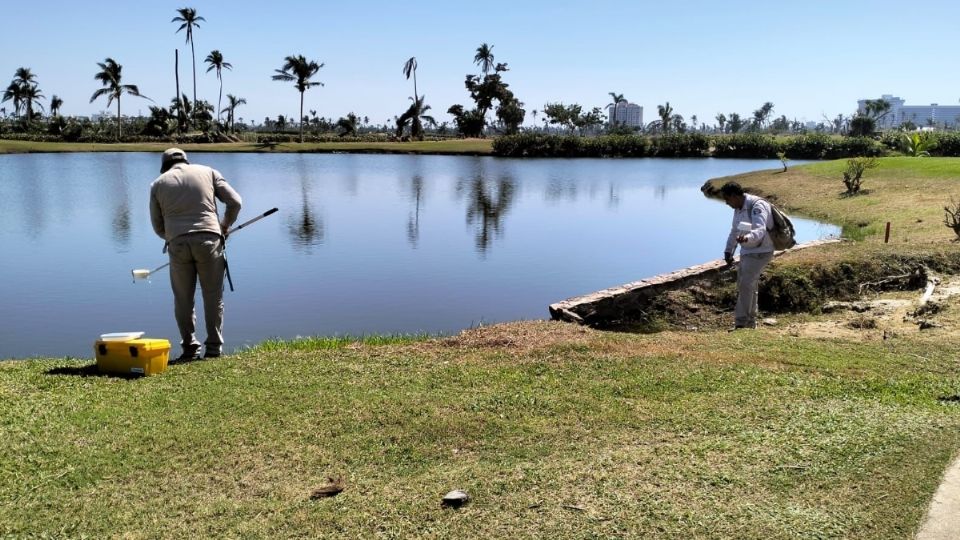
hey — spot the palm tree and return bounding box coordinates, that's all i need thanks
[608,92,625,126]
[90,58,149,140]
[49,95,63,117]
[402,56,419,102]
[752,101,774,129]
[3,67,40,121]
[172,7,205,124]
[657,102,673,134]
[715,113,726,133]
[395,95,436,140]
[272,54,324,143]
[13,67,37,85]
[474,43,495,76]
[2,82,23,119]
[170,93,192,133]
[204,50,232,124]
[223,94,246,131]
[337,113,359,137]
[20,84,45,121]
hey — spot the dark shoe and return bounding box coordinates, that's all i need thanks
[203,351,222,359]
[174,351,201,362]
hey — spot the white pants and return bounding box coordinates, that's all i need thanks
[735,252,774,328]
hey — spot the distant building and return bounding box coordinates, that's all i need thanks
[858,94,960,129]
[606,101,643,127]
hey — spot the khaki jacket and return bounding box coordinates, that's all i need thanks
[150,163,242,241]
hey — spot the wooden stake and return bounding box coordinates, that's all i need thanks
[884,221,891,243]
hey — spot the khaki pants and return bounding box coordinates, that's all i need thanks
[168,232,225,355]
[735,251,774,328]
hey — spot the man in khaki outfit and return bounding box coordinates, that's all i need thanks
[150,148,242,360]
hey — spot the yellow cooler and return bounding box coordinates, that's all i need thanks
[95,333,171,376]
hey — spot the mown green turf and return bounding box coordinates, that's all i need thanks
[1,324,958,538]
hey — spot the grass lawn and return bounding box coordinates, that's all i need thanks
[2,324,958,538]
[2,157,960,538]
[0,138,493,156]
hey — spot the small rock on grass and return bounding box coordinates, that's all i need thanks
[441,489,470,508]
[762,318,778,326]
[310,477,345,499]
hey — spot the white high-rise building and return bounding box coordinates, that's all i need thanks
[858,94,960,129]
[606,101,643,127]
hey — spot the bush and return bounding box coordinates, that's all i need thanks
[931,132,960,157]
[782,133,832,159]
[583,135,649,157]
[827,137,885,159]
[842,157,878,195]
[648,133,710,157]
[493,134,644,157]
[711,133,783,158]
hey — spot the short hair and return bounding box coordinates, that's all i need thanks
[719,182,744,198]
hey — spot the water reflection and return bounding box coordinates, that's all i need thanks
[460,174,516,254]
[608,183,620,207]
[14,156,45,238]
[407,174,424,247]
[288,155,325,250]
[545,176,577,202]
[107,154,131,248]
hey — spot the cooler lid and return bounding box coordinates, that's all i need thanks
[99,332,145,341]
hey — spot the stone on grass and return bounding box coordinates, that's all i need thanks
[441,489,470,508]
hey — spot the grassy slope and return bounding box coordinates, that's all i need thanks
[1,325,958,538]
[707,157,960,267]
[2,157,960,538]
[0,138,493,155]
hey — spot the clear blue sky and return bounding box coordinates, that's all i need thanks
[4,0,960,127]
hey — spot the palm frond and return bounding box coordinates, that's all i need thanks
[403,57,417,79]
[89,87,112,103]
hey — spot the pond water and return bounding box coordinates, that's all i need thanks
[0,153,838,359]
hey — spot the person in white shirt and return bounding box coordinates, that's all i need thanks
[721,182,774,330]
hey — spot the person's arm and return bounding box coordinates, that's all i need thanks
[213,170,242,233]
[724,210,738,262]
[149,184,166,240]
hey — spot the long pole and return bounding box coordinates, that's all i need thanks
[133,208,279,279]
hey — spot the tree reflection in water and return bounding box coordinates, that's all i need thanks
[109,154,131,247]
[406,174,424,247]
[288,156,324,250]
[459,175,516,254]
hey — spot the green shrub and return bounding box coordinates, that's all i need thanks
[711,133,783,158]
[827,137,885,159]
[783,133,832,159]
[649,133,710,157]
[931,132,960,156]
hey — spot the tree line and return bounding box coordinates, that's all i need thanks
[0,7,931,144]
